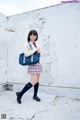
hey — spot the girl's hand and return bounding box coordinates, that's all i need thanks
[36,47,40,52]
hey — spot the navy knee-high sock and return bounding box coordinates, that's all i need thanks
[19,82,33,98]
[33,82,39,97]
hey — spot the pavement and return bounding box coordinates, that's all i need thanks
[0,90,80,120]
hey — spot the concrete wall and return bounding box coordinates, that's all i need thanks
[0,13,8,84]
[0,3,80,89]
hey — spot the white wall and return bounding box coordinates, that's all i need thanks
[0,13,8,84]
[0,3,80,89]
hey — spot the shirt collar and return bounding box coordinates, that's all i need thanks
[29,40,36,44]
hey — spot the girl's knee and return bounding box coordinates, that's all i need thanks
[30,74,40,85]
[31,80,37,86]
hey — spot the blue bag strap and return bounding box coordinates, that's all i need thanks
[28,42,34,62]
[29,43,33,50]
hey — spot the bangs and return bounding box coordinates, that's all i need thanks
[29,30,38,36]
[27,30,38,42]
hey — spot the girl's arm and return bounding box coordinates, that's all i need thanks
[36,43,43,56]
[24,44,37,57]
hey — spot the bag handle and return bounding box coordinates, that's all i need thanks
[29,43,33,50]
[28,43,33,61]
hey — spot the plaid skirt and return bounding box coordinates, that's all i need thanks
[28,63,42,75]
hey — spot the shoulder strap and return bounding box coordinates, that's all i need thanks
[28,42,33,50]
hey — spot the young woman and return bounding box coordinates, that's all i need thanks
[16,30,42,104]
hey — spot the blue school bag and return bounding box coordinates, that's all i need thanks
[19,43,40,66]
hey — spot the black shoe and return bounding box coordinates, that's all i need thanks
[33,96,41,102]
[16,92,22,104]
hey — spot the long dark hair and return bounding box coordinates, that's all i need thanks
[27,30,38,42]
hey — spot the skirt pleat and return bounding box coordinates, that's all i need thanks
[28,63,42,75]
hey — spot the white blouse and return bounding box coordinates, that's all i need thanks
[24,40,42,57]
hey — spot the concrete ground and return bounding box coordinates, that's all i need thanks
[0,89,80,120]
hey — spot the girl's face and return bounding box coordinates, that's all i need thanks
[30,34,37,42]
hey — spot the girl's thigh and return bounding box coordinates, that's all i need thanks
[31,74,38,85]
[37,74,40,82]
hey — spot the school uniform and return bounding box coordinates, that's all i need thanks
[24,40,42,75]
[16,40,42,104]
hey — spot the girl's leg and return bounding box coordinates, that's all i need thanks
[33,74,40,97]
[33,74,41,102]
[37,74,40,82]
[16,82,33,104]
[31,74,38,85]
[16,74,38,104]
